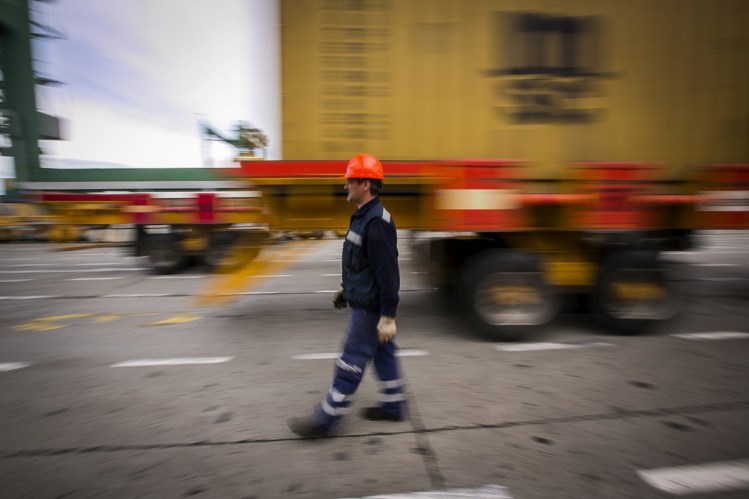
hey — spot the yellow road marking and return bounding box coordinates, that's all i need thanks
[194,240,317,307]
[94,314,122,323]
[143,314,201,326]
[15,313,95,331]
[36,313,94,322]
[14,312,201,331]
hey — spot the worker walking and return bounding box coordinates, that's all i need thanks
[288,154,405,438]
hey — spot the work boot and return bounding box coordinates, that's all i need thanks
[287,416,330,438]
[360,406,405,422]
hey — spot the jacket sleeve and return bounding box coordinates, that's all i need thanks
[365,217,400,317]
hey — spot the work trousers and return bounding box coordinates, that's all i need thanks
[314,307,405,429]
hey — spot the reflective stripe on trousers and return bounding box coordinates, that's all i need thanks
[314,307,404,429]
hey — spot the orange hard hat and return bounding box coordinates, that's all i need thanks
[344,153,384,180]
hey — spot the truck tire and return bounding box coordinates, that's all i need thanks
[591,251,682,334]
[458,250,557,341]
[201,232,239,270]
[146,233,186,274]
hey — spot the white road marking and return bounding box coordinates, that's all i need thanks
[60,253,121,258]
[322,273,341,277]
[111,357,233,367]
[103,293,173,298]
[0,268,147,274]
[0,295,60,300]
[314,290,340,293]
[496,342,615,352]
[673,332,749,340]
[148,275,207,279]
[638,459,749,495]
[2,263,126,267]
[691,263,742,267]
[396,349,429,357]
[0,279,33,283]
[0,362,31,372]
[697,277,746,282]
[292,349,429,360]
[66,277,126,281]
[342,484,513,498]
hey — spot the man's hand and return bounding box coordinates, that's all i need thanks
[377,316,396,343]
[333,288,347,309]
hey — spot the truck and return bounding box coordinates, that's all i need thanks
[193,0,749,339]
[201,157,746,340]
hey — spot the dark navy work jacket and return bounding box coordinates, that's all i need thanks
[341,197,399,316]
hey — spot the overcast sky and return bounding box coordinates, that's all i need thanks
[31,0,280,169]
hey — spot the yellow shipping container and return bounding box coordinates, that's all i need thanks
[281,0,749,177]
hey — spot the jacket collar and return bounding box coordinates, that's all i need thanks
[353,197,381,218]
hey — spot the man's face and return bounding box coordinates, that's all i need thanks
[345,178,366,205]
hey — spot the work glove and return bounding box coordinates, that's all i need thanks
[377,316,397,343]
[333,287,347,309]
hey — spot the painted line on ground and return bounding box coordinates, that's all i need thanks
[672,332,749,340]
[66,277,126,281]
[0,362,31,372]
[148,275,207,279]
[496,342,615,352]
[110,357,234,367]
[0,268,147,274]
[322,273,341,277]
[103,293,173,298]
[2,263,126,267]
[691,263,742,267]
[343,484,513,499]
[638,459,749,495]
[60,253,123,258]
[292,349,429,360]
[0,295,60,300]
[697,277,747,282]
[0,279,33,283]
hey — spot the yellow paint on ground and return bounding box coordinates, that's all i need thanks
[94,314,122,323]
[15,322,67,332]
[194,240,317,307]
[143,314,202,326]
[14,313,94,332]
[14,312,167,332]
[38,313,94,322]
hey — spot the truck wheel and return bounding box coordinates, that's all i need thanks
[147,233,186,274]
[591,251,682,334]
[201,232,239,269]
[458,250,557,341]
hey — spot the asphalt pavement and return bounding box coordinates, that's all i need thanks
[0,231,747,498]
